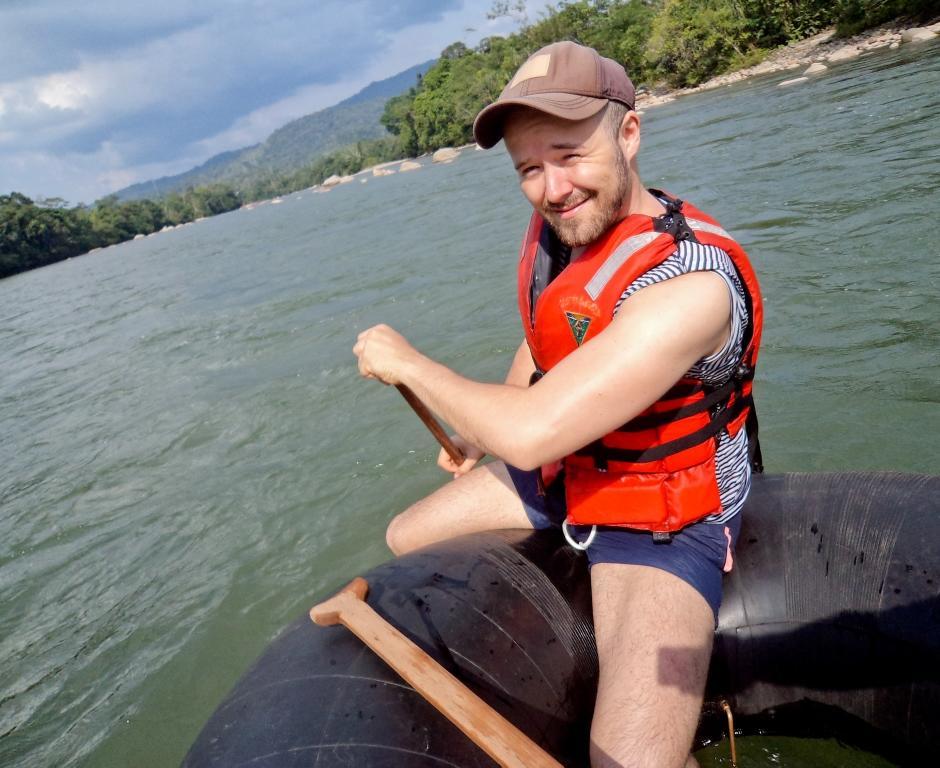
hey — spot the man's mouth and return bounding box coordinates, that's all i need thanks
[548,195,591,220]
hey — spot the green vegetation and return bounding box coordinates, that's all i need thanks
[4,0,933,279]
[835,0,938,35]
[386,0,935,150]
[1,186,240,279]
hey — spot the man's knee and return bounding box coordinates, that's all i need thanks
[384,462,530,557]
[385,507,417,556]
[385,494,441,556]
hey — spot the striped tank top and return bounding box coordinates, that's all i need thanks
[613,238,752,524]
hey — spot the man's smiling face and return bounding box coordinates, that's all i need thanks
[504,105,631,248]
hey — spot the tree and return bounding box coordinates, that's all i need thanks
[381,90,420,157]
[645,0,751,87]
[441,42,471,60]
[487,0,530,26]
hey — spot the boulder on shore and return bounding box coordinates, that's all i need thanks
[432,147,460,163]
[399,160,421,172]
[804,62,828,75]
[901,28,937,44]
[779,76,809,88]
[321,175,342,187]
[372,167,395,177]
[827,45,861,62]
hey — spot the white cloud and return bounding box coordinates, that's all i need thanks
[36,72,93,111]
[190,3,522,159]
[0,1,543,203]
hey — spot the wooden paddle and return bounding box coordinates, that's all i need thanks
[395,384,465,465]
[310,577,563,768]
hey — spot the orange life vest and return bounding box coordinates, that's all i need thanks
[517,192,763,535]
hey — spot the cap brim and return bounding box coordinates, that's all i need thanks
[472,93,609,149]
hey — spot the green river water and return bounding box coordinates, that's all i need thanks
[2,41,938,768]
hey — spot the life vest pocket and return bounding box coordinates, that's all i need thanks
[563,456,722,533]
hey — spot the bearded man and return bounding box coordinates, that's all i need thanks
[353,41,762,768]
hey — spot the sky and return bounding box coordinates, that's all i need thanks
[0,1,538,205]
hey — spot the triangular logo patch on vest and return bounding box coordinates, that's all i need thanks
[564,311,592,346]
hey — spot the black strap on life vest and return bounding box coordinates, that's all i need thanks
[578,387,753,465]
[615,379,737,432]
[651,191,698,244]
[746,398,763,473]
[576,357,758,466]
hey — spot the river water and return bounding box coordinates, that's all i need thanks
[2,41,938,768]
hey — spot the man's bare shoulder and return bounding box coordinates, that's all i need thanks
[609,270,732,359]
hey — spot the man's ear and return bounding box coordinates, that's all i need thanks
[619,111,641,161]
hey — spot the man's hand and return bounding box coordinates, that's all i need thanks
[437,435,485,478]
[354,326,482,476]
[353,324,418,385]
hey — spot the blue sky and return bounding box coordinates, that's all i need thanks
[0,1,537,205]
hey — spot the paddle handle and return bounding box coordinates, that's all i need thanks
[395,384,465,465]
[311,578,562,768]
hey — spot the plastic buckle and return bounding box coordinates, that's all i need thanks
[652,531,673,543]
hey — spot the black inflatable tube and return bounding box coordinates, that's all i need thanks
[182,472,939,767]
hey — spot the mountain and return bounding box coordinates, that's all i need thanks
[116,60,433,201]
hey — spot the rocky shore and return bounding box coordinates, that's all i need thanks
[244,19,938,203]
[636,19,940,109]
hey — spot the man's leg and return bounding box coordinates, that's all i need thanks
[588,563,714,768]
[386,461,535,555]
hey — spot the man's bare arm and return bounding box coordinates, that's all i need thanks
[355,271,731,471]
[504,339,536,388]
[434,339,534,475]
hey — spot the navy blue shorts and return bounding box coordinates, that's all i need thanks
[506,465,741,621]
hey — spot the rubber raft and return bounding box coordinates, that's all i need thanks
[182,472,939,766]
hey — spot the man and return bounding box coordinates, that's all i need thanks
[353,41,762,768]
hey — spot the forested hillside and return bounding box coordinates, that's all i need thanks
[116,60,433,201]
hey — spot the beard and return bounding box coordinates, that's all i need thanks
[540,155,631,248]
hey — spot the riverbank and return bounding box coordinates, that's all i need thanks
[344,18,940,182]
[637,19,940,109]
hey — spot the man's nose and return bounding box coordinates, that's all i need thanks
[543,165,573,204]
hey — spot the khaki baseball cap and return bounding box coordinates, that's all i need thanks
[472,41,635,149]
